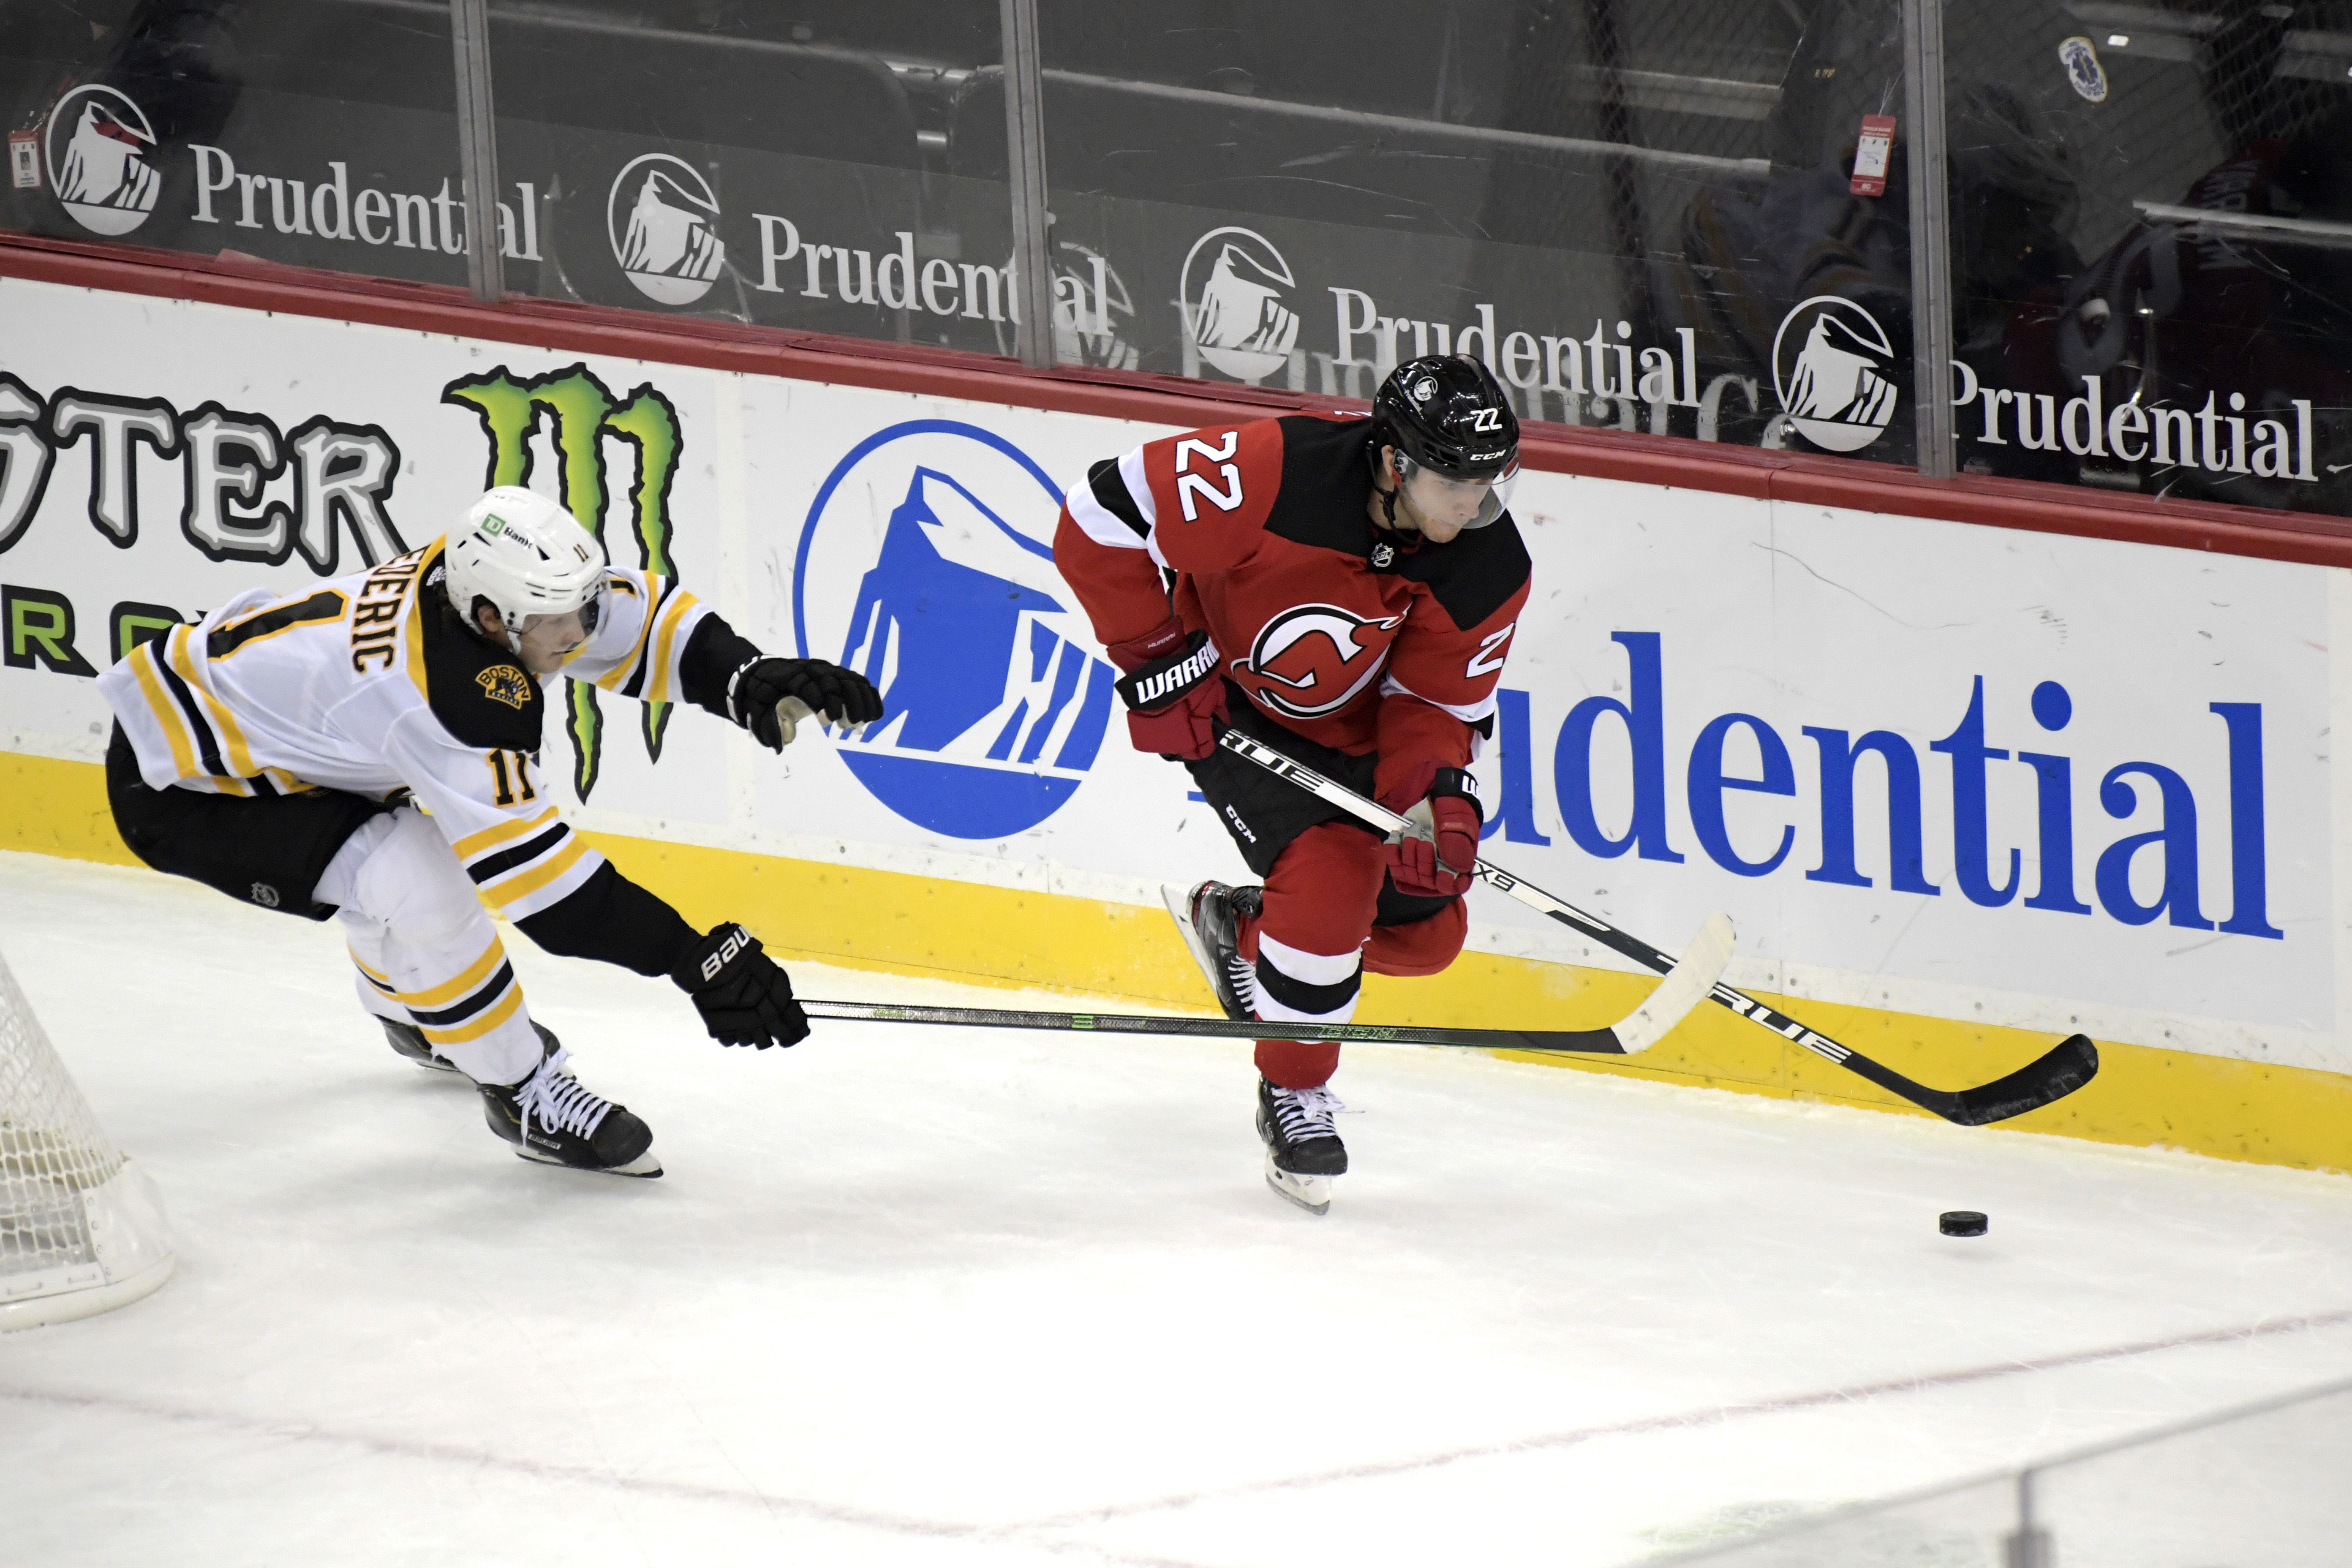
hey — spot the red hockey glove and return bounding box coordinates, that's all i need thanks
[1379,763,1483,898]
[1108,618,1226,762]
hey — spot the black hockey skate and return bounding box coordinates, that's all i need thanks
[1256,1078,1347,1216]
[479,1037,660,1178]
[379,1018,463,1075]
[1162,880,1263,1021]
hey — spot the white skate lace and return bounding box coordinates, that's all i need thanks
[1271,1085,1344,1142]
[514,1047,612,1140]
[1224,953,1260,1010]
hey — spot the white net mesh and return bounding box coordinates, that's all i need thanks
[0,943,174,1328]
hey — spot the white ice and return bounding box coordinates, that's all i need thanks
[5,848,2352,1567]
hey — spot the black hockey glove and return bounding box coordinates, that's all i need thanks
[729,658,885,751]
[671,924,810,1048]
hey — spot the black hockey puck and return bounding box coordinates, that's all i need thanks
[1939,1210,1988,1237]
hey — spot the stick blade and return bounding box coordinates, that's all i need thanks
[1613,911,1736,1056]
[1948,1033,2100,1126]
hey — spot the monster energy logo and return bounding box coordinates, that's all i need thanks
[442,363,683,800]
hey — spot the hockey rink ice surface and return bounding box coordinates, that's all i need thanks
[8,851,2352,1567]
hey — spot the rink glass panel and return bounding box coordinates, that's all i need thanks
[1022,0,1917,464]
[483,0,1021,355]
[1939,1,2352,516]
[0,0,467,286]
[1644,1375,2352,1566]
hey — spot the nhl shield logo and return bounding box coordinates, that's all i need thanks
[1179,226,1299,384]
[43,84,161,236]
[794,421,1116,840]
[607,154,725,305]
[1771,296,1899,453]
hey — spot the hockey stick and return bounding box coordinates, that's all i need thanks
[799,998,1676,1055]
[1220,729,2099,1126]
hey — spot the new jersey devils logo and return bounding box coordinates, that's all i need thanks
[1240,604,1402,719]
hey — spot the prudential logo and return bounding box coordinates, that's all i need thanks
[794,421,1117,840]
[607,153,724,305]
[43,84,160,236]
[1772,296,1899,453]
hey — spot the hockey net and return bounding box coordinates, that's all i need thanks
[0,944,174,1330]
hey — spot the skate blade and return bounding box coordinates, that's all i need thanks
[515,1144,664,1179]
[1264,1159,1331,1216]
[1161,882,1222,1000]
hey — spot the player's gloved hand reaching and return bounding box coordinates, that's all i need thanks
[730,658,884,750]
[671,923,810,1048]
[1378,763,1483,898]
[1108,617,1226,761]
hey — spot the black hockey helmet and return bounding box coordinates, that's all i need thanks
[1371,354,1520,528]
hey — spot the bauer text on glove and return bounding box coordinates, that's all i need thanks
[1108,619,1226,761]
[671,924,810,1048]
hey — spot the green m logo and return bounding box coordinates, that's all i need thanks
[442,363,683,801]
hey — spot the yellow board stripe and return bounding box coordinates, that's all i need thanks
[484,834,592,907]
[594,574,666,694]
[452,804,560,863]
[127,643,199,781]
[645,588,698,706]
[419,979,523,1045]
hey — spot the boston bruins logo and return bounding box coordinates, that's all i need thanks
[476,664,534,709]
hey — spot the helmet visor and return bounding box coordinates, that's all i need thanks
[517,576,606,651]
[1398,455,1518,530]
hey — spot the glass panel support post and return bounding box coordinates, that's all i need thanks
[2003,1467,2054,1568]
[999,0,1056,369]
[1901,0,1955,479]
[450,0,505,304]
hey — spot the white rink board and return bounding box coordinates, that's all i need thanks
[0,276,2341,1069]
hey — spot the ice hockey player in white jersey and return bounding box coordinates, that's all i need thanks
[95,487,883,1178]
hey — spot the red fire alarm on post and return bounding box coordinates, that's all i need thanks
[1851,115,1895,197]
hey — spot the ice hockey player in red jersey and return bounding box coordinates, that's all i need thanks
[1054,354,1530,1213]
[96,487,882,1179]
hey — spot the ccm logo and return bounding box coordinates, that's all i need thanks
[701,926,751,981]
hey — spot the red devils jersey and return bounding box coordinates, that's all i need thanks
[1054,414,1532,791]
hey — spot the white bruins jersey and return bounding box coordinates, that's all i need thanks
[97,536,713,922]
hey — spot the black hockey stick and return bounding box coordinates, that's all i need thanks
[1220,729,2099,1126]
[800,998,1641,1054]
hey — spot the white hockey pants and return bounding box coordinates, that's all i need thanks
[313,806,544,1086]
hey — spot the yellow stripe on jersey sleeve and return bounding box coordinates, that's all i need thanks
[644,588,700,706]
[164,627,262,781]
[479,833,592,908]
[451,804,560,863]
[127,642,200,781]
[593,574,668,694]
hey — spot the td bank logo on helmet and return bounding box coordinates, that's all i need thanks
[1242,605,1402,720]
[1180,226,1299,384]
[1773,296,1898,453]
[608,154,725,305]
[794,421,1116,840]
[43,84,161,236]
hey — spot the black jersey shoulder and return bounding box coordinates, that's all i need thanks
[1261,414,1377,555]
[1391,511,1532,630]
[1258,413,1530,629]
[416,573,546,750]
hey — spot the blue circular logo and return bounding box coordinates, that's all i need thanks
[794,421,1116,840]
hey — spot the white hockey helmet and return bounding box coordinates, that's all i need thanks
[443,487,608,652]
